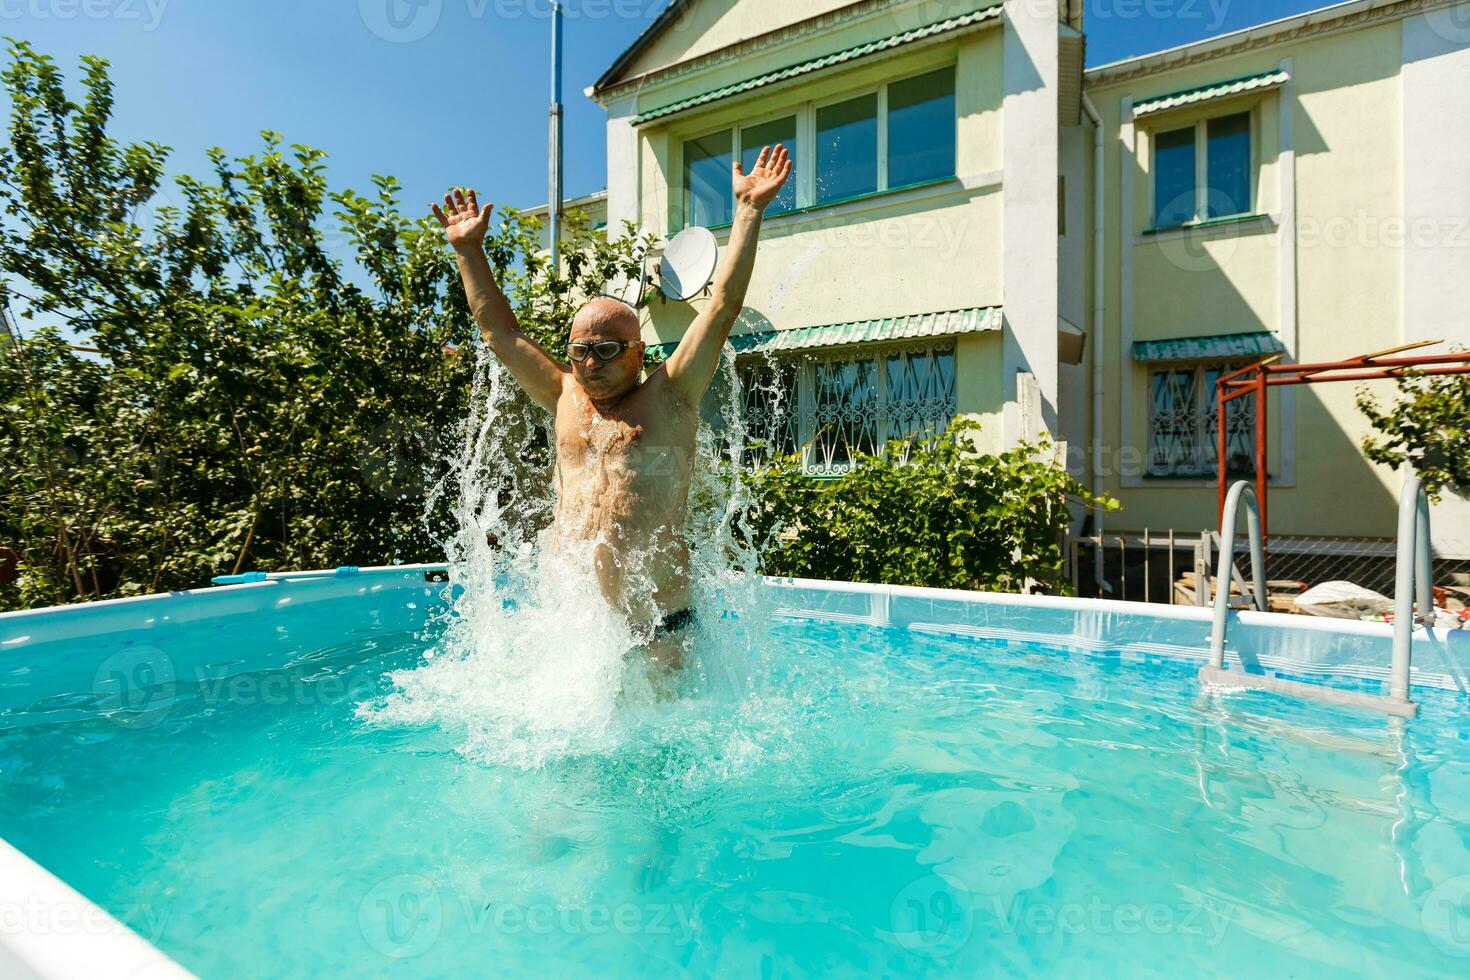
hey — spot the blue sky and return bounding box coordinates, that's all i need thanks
[0,0,1333,270]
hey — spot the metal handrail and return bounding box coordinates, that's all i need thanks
[1206,480,1266,669]
[1198,478,1428,718]
[1390,474,1433,707]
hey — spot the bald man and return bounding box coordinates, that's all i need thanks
[433,145,792,668]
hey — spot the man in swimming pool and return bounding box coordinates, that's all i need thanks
[433,145,792,669]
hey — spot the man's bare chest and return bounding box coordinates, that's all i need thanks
[555,410,692,479]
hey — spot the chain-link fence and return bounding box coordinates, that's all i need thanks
[1066,530,1470,613]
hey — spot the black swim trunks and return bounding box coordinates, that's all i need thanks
[655,607,695,638]
[630,608,696,645]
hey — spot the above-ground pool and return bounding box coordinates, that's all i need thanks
[1,566,1469,977]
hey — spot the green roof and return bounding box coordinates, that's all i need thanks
[1132,331,1285,363]
[647,306,1000,360]
[632,4,1003,126]
[1133,69,1290,117]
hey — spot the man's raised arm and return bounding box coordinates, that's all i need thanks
[433,189,567,413]
[663,145,791,407]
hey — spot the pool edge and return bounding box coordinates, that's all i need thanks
[0,837,194,979]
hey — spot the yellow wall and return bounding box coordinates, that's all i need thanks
[622,0,860,79]
[630,28,1006,420]
[1085,20,1409,538]
[957,332,1004,453]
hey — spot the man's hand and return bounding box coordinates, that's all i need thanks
[432,188,492,252]
[661,145,790,407]
[433,186,567,413]
[732,144,792,213]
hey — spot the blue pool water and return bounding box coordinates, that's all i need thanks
[2,604,1470,976]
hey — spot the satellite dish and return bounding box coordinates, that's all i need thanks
[659,226,718,301]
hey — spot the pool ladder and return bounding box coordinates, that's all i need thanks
[1197,476,1432,717]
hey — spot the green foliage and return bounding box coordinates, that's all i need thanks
[1357,367,1470,500]
[0,42,650,609]
[743,420,1119,595]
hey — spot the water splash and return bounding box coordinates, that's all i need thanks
[358,344,785,771]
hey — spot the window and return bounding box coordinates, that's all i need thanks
[887,66,956,189]
[741,116,798,215]
[1151,111,1253,228]
[680,66,957,227]
[733,343,957,476]
[817,94,879,204]
[1148,362,1255,477]
[736,358,801,469]
[810,355,881,473]
[683,116,799,228]
[1153,126,1197,228]
[684,129,733,228]
[1206,113,1251,218]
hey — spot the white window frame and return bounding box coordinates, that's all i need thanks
[1148,109,1257,229]
[678,65,957,230]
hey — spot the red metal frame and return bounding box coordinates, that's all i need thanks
[1215,340,1470,551]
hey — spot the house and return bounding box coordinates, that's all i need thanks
[573,0,1470,557]
[522,189,608,253]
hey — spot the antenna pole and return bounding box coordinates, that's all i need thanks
[548,0,564,278]
[0,297,17,347]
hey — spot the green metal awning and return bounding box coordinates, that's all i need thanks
[647,306,1001,360]
[1132,69,1290,118]
[632,4,1003,126]
[1132,331,1285,363]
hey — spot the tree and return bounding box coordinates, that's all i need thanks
[0,41,653,610]
[1358,368,1470,500]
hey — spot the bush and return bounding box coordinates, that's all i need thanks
[744,420,1118,595]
